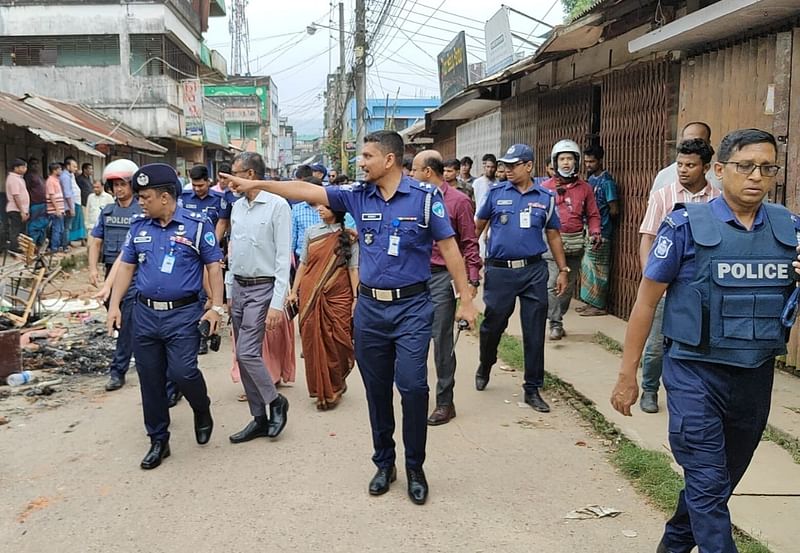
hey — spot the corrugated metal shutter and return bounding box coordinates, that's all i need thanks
[602,60,671,319]
[501,88,537,151]
[456,110,502,162]
[535,86,592,177]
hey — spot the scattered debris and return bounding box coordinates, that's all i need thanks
[21,321,115,376]
[504,399,511,404]
[0,415,8,425]
[499,365,514,372]
[575,441,587,447]
[515,418,552,430]
[622,530,638,538]
[17,496,57,523]
[564,505,623,520]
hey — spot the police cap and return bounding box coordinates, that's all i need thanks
[132,163,180,195]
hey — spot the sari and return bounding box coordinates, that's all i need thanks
[297,228,355,410]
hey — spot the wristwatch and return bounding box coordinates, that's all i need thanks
[210,305,226,316]
[559,266,571,273]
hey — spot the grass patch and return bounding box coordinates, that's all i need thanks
[762,424,800,465]
[494,329,773,553]
[593,331,623,355]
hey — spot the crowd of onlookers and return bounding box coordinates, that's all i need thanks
[2,156,113,254]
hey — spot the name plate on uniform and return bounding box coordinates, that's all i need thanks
[362,213,382,221]
[712,259,793,287]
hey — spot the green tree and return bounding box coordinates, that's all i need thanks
[561,0,596,19]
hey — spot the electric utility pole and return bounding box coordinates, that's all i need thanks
[354,0,367,160]
[338,2,348,172]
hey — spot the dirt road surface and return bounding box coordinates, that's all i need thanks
[1,329,666,552]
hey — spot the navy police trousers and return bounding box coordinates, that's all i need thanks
[133,301,211,442]
[480,261,548,392]
[354,291,433,471]
[661,354,774,553]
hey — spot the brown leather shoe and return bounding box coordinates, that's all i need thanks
[427,404,456,426]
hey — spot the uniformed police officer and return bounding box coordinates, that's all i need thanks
[107,163,225,470]
[611,129,800,553]
[179,165,228,227]
[475,144,569,413]
[89,159,140,392]
[222,130,478,505]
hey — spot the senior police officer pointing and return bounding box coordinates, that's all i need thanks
[611,129,800,553]
[475,144,569,413]
[107,163,225,470]
[222,130,478,505]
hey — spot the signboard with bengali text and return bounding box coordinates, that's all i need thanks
[437,31,469,104]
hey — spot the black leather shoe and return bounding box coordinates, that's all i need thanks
[656,541,671,553]
[140,440,170,470]
[368,465,397,496]
[194,409,213,445]
[407,467,429,505]
[267,394,289,438]
[475,365,490,391]
[167,390,183,408]
[524,389,550,413]
[640,391,659,414]
[229,416,269,443]
[105,373,125,391]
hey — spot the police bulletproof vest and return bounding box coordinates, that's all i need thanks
[662,202,796,368]
[102,202,142,264]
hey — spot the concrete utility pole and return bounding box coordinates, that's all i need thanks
[338,2,348,172]
[354,0,367,161]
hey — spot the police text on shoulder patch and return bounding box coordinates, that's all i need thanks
[654,235,673,259]
[432,201,445,218]
[204,232,216,247]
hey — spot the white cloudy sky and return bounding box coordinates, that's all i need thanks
[205,1,566,134]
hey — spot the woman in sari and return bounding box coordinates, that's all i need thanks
[286,204,358,410]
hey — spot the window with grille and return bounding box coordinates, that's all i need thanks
[0,35,120,67]
[129,34,198,81]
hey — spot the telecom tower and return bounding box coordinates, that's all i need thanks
[229,0,251,75]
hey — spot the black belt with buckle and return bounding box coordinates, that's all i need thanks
[359,282,428,302]
[430,265,448,274]
[234,275,276,286]
[139,294,198,311]
[486,255,542,269]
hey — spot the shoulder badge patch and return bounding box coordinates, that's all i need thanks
[432,201,445,218]
[654,235,673,259]
[204,231,216,247]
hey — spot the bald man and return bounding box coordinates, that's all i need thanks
[411,151,482,425]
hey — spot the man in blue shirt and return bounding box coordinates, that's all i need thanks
[291,165,322,261]
[222,130,478,506]
[611,129,800,553]
[578,144,619,316]
[107,163,224,470]
[59,156,78,251]
[475,144,569,413]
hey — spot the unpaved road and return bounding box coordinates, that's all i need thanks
[1,329,666,552]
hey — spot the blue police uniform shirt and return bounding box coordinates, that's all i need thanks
[120,207,223,300]
[178,189,227,227]
[218,188,240,220]
[325,176,455,288]
[644,196,800,284]
[476,180,561,259]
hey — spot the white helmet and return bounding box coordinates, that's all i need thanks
[102,159,139,185]
[551,139,581,179]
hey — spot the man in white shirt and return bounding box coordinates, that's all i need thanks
[472,153,498,258]
[85,180,114,230]
[227,152,291,444]
[652,121,721,192]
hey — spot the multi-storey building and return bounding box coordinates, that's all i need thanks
[0,0,228,168]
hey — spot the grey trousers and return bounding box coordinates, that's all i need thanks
[231,280,279,416]
[545,251,582,329]
[430,270,457,406]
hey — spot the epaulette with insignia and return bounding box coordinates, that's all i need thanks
[664,208,690,229]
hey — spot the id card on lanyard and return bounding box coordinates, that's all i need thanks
[161,237,176,274]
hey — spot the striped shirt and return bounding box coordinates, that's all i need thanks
[45,175,65,215]
[639,180,720,236]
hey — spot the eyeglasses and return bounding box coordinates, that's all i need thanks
[230,169,251,176]
[721,161,781,177]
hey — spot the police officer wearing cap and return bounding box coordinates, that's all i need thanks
[107,163,224,470]
[179,165,228,228]
[222,130,478,505]
[89,159,141,392]
[611,129,800,553]
[475,143,569,413]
